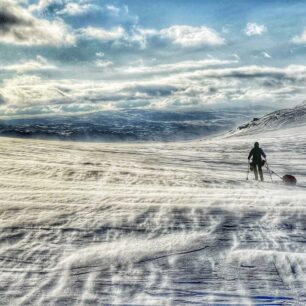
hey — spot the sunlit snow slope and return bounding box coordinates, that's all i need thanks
[230,102,306,136]
[0,124,306,305]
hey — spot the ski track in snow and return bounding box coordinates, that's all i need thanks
[0,126,306,305]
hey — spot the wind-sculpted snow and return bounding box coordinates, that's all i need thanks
[0,125,306,305]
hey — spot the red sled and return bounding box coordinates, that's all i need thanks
[282,174,297,186]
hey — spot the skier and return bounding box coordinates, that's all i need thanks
[248,142,266,181]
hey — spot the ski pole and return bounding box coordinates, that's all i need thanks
[266,159,272,182]
[270,169,282,179]
[246,161,250,180]
[265,160,273,182]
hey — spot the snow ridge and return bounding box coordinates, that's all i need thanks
[230,102,306,136]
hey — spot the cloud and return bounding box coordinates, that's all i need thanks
[68,22,224,50]
[78,26,126,41]
[29,0,136,31]
[262,52,271,59]
[0,94,6,105]
[159,25,225,47]
[96,52,105,58]
[0,0,75,45]
[105,5,121,15]
[1,63,306,117]
[244,23,267,36]
[79,24,224,49]
[30,0,121,17]
[292,29,306,44]
[120,58,238,76]
[180,64,306,80]
[28,0,62,13]
[0,55,57,73]
[57,2,101,16]
[95,60,113,68]
[127,27,158,49]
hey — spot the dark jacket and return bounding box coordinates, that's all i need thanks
[248,147,266,164]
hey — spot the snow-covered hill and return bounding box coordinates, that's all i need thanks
[0,109,260,142]
[229,102,306,136]
[0,121,306,305]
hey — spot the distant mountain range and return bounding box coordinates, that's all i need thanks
[229,102,306,136]
[0,109,258,142]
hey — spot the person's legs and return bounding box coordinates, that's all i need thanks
[254,165,259,180]
[258,164,264,181]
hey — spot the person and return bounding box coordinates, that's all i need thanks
[248,142,266,181]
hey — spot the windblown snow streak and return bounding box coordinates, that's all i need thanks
[0,125,305,305]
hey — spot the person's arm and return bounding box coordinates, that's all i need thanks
[261,149,266,159]
[248,149,253,160]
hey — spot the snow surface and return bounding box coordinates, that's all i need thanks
[0,124,306,305]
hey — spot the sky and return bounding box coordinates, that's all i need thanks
[1,0,306,118]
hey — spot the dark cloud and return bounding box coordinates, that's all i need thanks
[0,6,32,33]
[0,10,29,27]
[132,85,177,97]
[0,94,6,105]
[0,1,74,45]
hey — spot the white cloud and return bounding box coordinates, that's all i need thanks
[0,0,75,46]
[106,4,121,15]
[159,25,225,47]
[96,52,105,58]
[57,2,101,16]
[0,56,57,73]
[127,27,158,49]
[96,60,113,68]
[244,23,267,36]
[28,0,62,12]
[121,58,238,75]
[292,29,306,44]
[30,0,121,16]
[109,25,224,49]
[74,24,223,49]
[262,52,271,59]
[78,26,126,41]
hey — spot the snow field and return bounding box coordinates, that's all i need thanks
[0,125,305,305]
